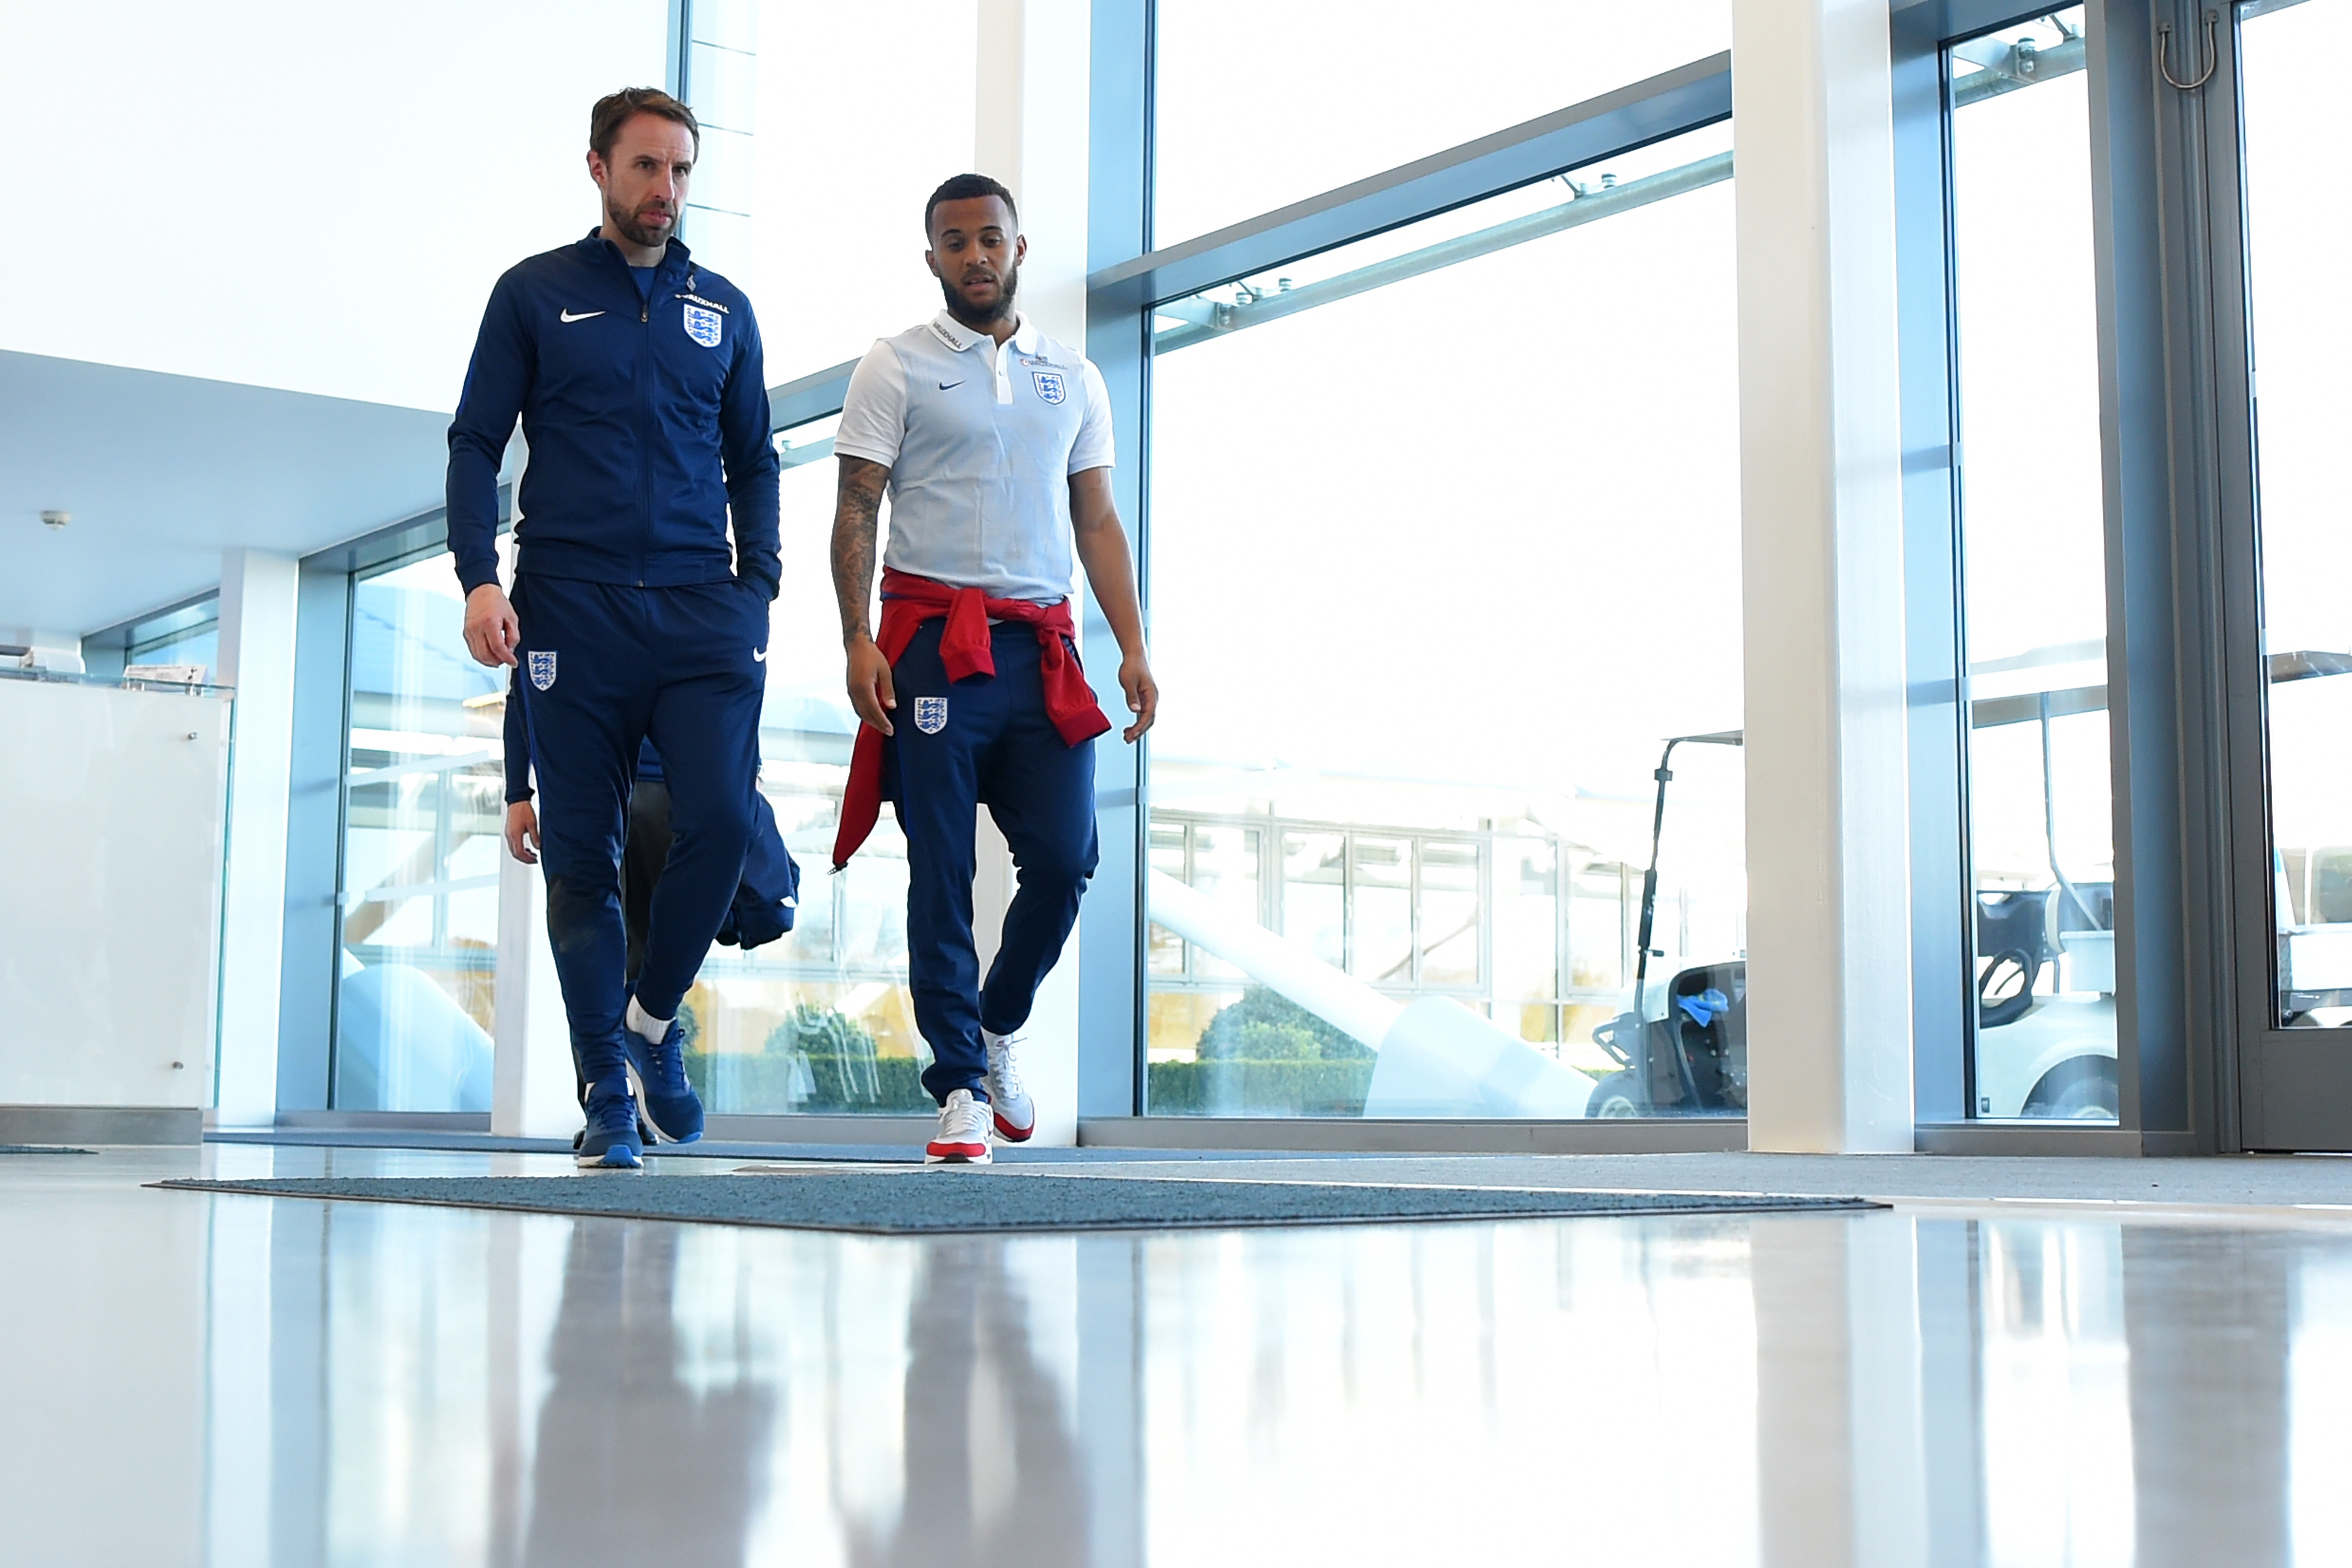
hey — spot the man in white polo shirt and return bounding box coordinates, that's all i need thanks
[829,172,1157,1165]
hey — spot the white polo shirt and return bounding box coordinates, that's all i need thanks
[834,311,1115,604]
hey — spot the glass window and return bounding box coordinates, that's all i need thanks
[715,0,980,376]
[335,548,506,1111]
[1142,121,1745,1118]
[1152,0,1730,247]
[676,417,929,1114]
[1947,7,2119,1120]
[81,598,220,684]
[2238,0,2352,1031]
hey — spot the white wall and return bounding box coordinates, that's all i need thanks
[0,680,229,1108]
[3,1,670,412]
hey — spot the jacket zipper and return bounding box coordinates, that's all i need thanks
[635,260,655,585]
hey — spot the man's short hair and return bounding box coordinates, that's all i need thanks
[591,88,700,163]
[924,173,1018,238]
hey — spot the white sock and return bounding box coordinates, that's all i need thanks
[625,995,671,1046]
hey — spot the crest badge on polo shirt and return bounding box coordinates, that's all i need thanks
[683,304,724,348]
[913,697,949,734]
[528,651,558,691]
[1031,369,1067,405]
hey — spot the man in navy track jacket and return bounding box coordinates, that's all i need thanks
[447,87,780,1169]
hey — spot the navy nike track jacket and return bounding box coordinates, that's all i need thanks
[445,232,781,599]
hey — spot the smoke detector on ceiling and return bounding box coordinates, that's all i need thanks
[40,510,71,530]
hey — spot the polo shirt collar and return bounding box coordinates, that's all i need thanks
[929,310,1032,355]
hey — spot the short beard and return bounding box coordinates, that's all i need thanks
[941,262,1019,329]
[607,194,674,251]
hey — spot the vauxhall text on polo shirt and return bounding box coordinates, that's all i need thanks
[833,312,1116,605]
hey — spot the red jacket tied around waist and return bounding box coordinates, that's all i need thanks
[832,569,1113,869]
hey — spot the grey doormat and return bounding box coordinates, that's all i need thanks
[0,1145,97,1155]
[152,1172,1880,1235]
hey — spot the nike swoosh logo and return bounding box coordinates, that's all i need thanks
[753,647,767,662]
[939,379,964,390]
[559,309,605,323]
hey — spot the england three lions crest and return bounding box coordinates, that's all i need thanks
[683,304,723,348]
[913,697,949,734]
[1030,369,1067,405]
[528,651,558,691]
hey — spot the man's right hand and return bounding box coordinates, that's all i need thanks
[464,584,521,667]
[846,634,896,735]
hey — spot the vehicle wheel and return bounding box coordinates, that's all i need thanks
[2023,1058,2119,1120]
[1586,1070,1644,1119]
[1978,948,2039,1029]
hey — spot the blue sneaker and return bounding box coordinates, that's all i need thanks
[577,1084,645,1170]
[623,993,705,1144]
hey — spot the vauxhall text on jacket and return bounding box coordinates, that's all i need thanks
[445,232,781,599]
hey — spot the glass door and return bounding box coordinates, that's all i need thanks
[2225,0,2352,1146]
[1945,7,2121,1121]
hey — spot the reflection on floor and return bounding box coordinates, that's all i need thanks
[4,1144,2347,1565]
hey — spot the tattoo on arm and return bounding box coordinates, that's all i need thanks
[831,458,890,643]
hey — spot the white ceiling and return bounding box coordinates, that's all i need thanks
[0,350,453,634]
[0,0,670,639]
[0,1,667,413]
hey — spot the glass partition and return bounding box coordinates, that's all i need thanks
[1946,7,2119,1120]
[2237,0,2352,1030]
[675,419,928,1114]
[335,547,506,1111]
[1142,121,1745,1119]
[79,596,219,683]
[724,0,979,376]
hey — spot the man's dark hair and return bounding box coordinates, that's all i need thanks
[924,173,1018,239]
[590,88,700,163]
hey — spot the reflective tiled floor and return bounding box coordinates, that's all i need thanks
[5,1144,2348,1565]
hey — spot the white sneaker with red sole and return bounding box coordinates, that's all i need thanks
[925,1089,993,1165]
[981,1027,1035,1142]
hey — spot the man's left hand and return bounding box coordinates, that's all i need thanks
[1118,651,1158,743]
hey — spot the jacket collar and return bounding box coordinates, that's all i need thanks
[579,229,694,283]
[927,310,1034,356]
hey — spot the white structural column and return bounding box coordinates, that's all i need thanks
[491,841,585,1138]
[1733,0,1915,1151]
[973,0,1090,1145]
[681,0,757,276]
[977,0,1092,355]
[487,440,583,1139]
[213,548,302,1127]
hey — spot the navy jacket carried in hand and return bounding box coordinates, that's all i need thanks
[501,669,799,944]
[446,232,781,599]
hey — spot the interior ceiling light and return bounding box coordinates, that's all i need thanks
[39,510,70,529]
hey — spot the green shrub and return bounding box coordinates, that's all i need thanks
[686,1004,931,1113]
[1233,1021,1319,1061]
[1198,989,1373,1062]
[1146,1058,1375,1117]
[691,1051,931,1113]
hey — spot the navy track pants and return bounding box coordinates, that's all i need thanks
[514,574,766,1094]
[889,620,1100,1105]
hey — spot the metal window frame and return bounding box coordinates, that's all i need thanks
[1893,0,2145,1133]
[1892,0,2219,1151]
[2200,0,2344,1150]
